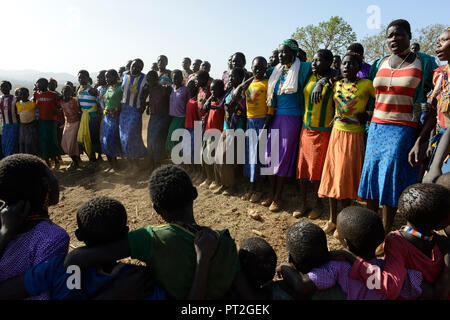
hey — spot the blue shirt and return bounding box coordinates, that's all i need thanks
[24,254,166,300]
[274,74,302,117]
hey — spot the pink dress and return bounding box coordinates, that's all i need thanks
[60,98,81,156]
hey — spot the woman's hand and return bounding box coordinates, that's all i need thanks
[408,142,421,167]
[355,112,370,125]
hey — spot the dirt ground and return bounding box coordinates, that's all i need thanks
[50,116,407,266]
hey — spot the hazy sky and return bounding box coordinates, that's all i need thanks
[1,0,448,78]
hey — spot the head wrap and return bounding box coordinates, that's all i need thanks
[281,39,299,54]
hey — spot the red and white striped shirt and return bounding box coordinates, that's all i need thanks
[0,95,18,125]
[372,57,422,128]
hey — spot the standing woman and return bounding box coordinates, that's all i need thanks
[358,20,437,238]
[77,70,101,164]
[119,59,148,172]
[262,39,314,212]
[158,55,172,86]
[101,69,123,171]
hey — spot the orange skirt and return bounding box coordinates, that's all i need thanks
[318,128,365,200]
[296,127,331,182]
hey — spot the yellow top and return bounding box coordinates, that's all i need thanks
[16,101,37,123]
[245,79,274,118]
[332,79,375,133]
[303,74,335,132]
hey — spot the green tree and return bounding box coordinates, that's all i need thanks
[413,24,446,56]
[361,26,388,64]
[291,16,357,61]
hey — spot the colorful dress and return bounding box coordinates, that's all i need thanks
[101,85,123,157]
[120,73,148,159]
[16,100,39,156]
[77,86,100,159]
[0,221,69,300]
[265,61,312,177]
[427,64,450,174]
[147,85,172,164]
[319,79,375,200]
[159,70,172,86]
[184,97,200,164]
[0,95,19,156]
[166,85,188,155]
[34,91,61,159]
[244,79,273,182]
[358,56,423,207]
[296,74,334,182]
[60,98,81,156]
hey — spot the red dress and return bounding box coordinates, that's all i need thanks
[350,231,444,300]
[185,98,200,129]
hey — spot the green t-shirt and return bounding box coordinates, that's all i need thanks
[128,224,240,300]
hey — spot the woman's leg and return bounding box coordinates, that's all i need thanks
[382,206,397,235]
[293,181,308,218]
[366,199,379,213]
[262,175,276,206]
[323,198,338,234]
[308,182,323,220]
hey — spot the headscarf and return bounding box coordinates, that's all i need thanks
[281,39,299,54]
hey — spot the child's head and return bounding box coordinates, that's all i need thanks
[312,49,333,76]
[436,172,450,190]
[239,237,277,288]
[195,70,210,88]
[131,59,144,77]
[229,68,245,89]
[436,28,450,62]
[171,69,183,87]
[126,60,133,71]
[399,183,450,232]
[1,81,12,95]
[269,50,279,67]
[231,52,246,69]
[182,57,191,71]
[61,85,73,101]
[65,81,75,91]
[118,66,126,77]
[48,78,58,91]
[19,87,29,102]
[227,55,233,70]
[411,42,420,53]
[14,88,21,100]
[151,63,159,72]
[337,207,385,259]
[297,48,307,63]
[252,57,268,80]
[36,78,48,92]
[346,43,365,58]
[97,70,107,86]
[332,55,342,71]
[286,221,329,274]
[146,70,159,88]
[0,154,59,216]
[106,69,119,86]
[187,79,198,99]
[341,53,363,80]
[192,59,202,73]
[77,70,90,86]
[149,165,198,223]
[210,80,225,99]
[157,55,168,71]
[200,61,211,73]
[75,196,129,247]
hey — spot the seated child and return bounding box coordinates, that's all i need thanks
[347,184,450,300]
[281,207,424,300]
[0,196,219,300]
[0,154,69,300]
[64,165,240,300]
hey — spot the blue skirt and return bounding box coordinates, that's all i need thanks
[147,114,171,164]
[1,123,19,157]
[101,114,122,157]
[244,118,266,182]
[358,122,418,208]
[119,104,147,159]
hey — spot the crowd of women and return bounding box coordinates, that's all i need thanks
[0,19,449,247]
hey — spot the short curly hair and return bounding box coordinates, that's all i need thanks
[399,183,450,231]
[286,221,329,274]
[149,165,196,221]
[337,206,385,257]
[0,154,54,211]
[239,237,277,288]
[76,196,128,246]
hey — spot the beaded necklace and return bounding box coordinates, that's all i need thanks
[402,226,434,242]
[276,64,292,96]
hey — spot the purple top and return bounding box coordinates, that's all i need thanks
[357,62,371,79]
[169,86,188,118]
[148,85,171,116]
[308,259,423,300]
[0,221,70,300]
